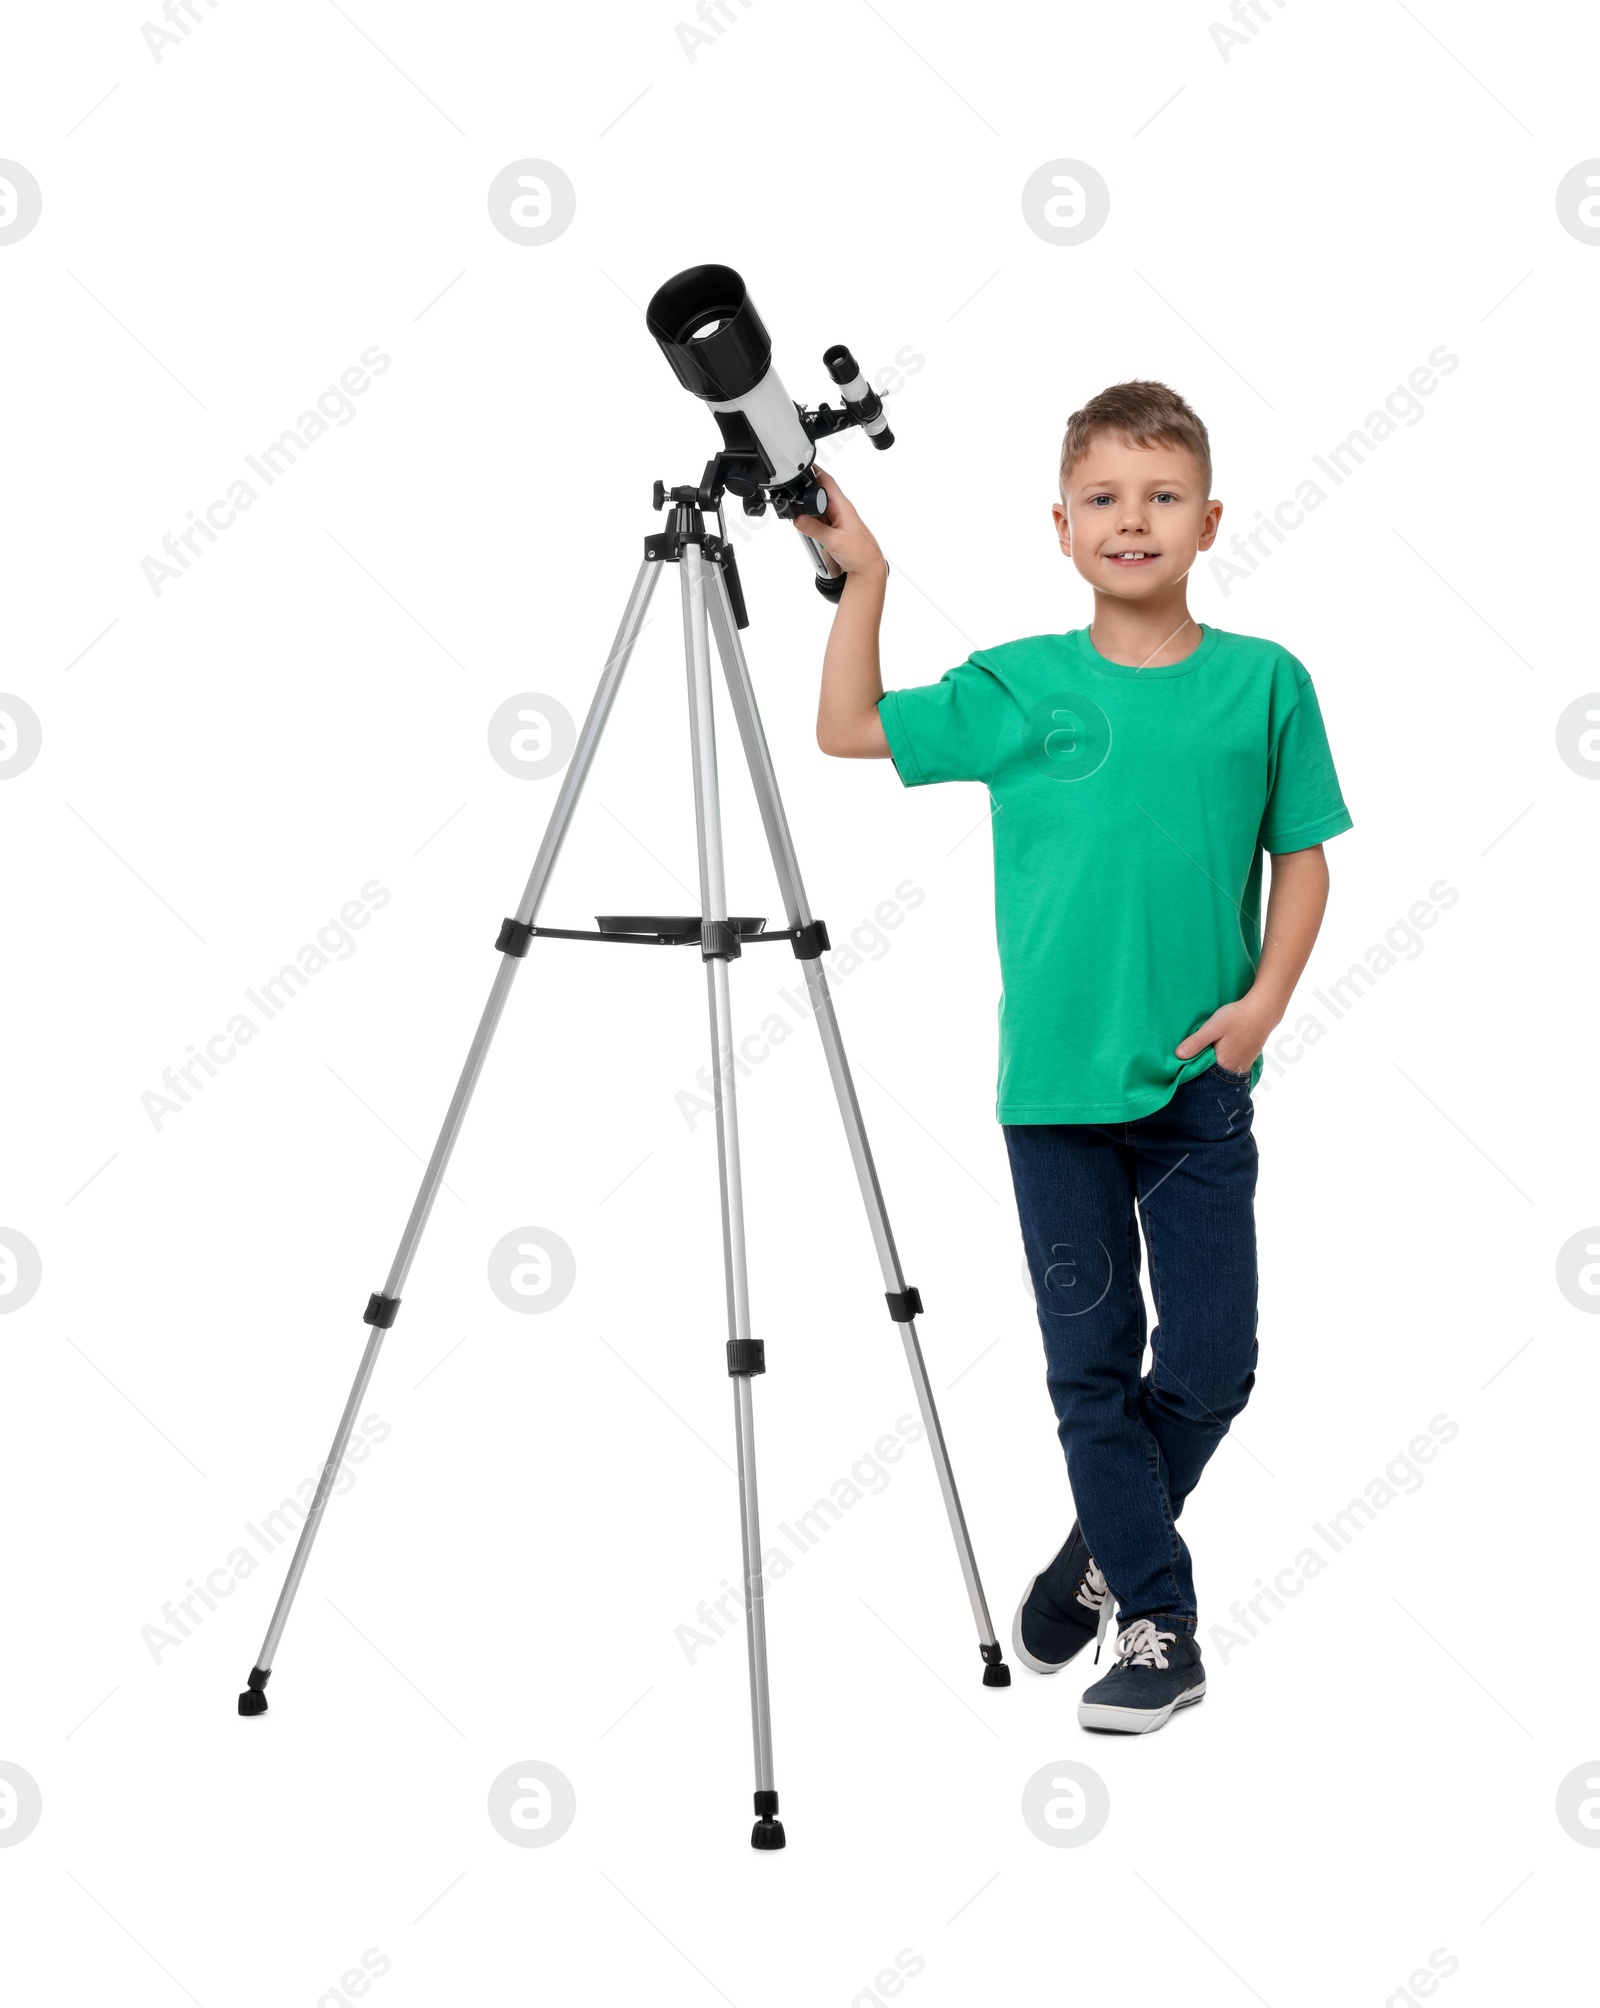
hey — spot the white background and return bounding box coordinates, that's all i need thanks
[2,2,1597,2002]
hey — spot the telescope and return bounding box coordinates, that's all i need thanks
[646,263,893,601]
[236,262,1011,1850]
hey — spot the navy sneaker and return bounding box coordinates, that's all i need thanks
[1078,1617,1205,1733]
[1011,1522,1113,1675]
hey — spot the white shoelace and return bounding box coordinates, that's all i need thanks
[1114,1618,1177,1670]
[1075,1560,1116,1658]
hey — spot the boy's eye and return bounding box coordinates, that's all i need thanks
[1089,494,1114,507]
[1152,492,1177,504]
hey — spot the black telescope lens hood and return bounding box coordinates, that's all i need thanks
[647,264,772,402]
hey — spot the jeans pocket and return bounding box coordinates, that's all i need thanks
[1212,1060,1253,1085]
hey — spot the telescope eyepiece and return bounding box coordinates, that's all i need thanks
[823,344,860,386]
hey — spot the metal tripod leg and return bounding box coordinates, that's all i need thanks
[704,564,1010,1688]
[680,543,786,1849]
[237,557,662,1717]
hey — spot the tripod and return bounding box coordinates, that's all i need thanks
[237,476,1011,1847]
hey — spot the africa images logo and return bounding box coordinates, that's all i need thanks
[1025,692,1113,780]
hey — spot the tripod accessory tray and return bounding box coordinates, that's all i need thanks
[597,913,763,944]
[496,913,832,963]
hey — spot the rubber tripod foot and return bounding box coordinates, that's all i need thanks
[981,1644,1011,1688]
[237,1667,270,1716]
[751,1789,786,1850]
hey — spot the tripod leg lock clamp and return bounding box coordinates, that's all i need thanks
[790,919,830,960]
[701,918,742,961]
[496,917,535,958]
[885,1286,923,1323]
[363,1293,401,1329]
[726,1339,766,1376]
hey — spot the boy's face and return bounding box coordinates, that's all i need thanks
[1052,435,1222,601]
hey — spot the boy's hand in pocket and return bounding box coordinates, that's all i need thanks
[1177,998,1275,1076]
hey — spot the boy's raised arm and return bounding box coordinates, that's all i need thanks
[795,473,892,759]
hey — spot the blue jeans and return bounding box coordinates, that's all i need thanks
[1003,1065,1260,1627]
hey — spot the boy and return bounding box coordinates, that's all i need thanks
[799,381,1351,1734]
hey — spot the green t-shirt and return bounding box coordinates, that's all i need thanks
[877,624,1352,1123]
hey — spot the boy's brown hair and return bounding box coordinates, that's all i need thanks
[1058,380,1212,501]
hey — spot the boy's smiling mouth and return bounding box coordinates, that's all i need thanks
[1105,549,1159,567]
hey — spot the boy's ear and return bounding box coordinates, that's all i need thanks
[1198,498,1224,551]
[1051,501,1071,557]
